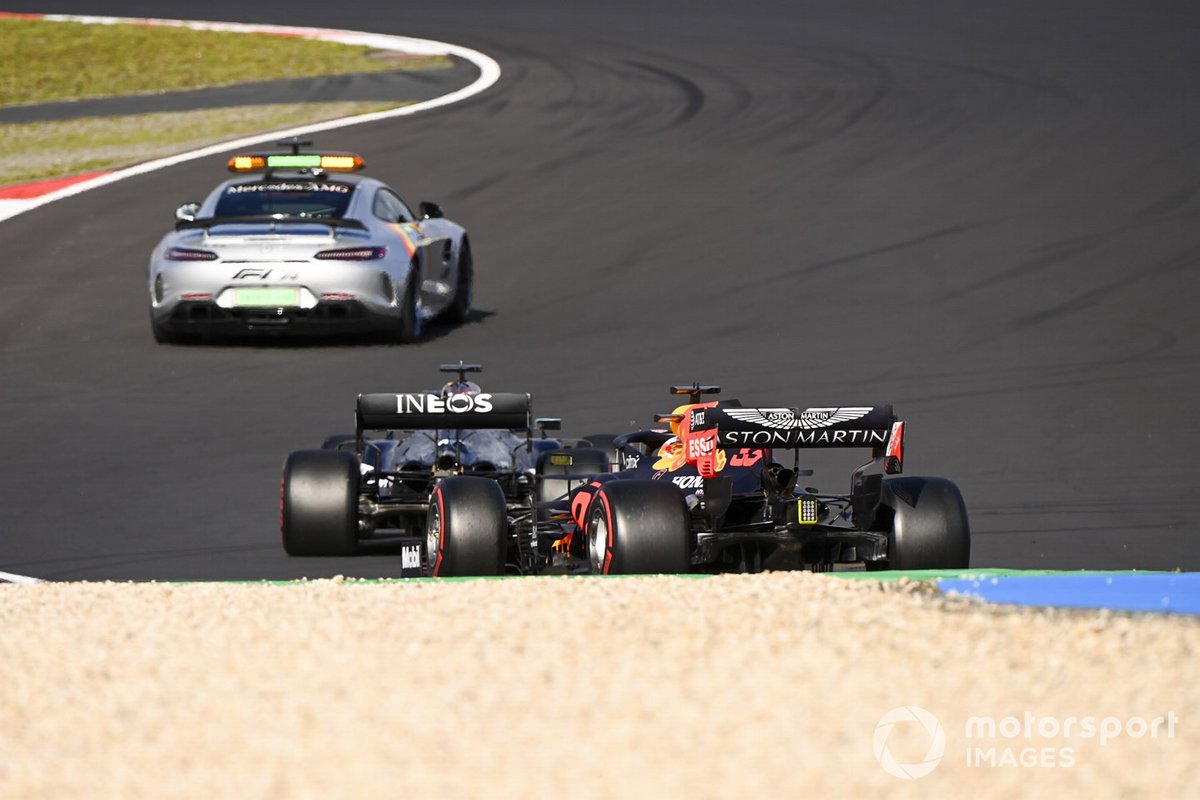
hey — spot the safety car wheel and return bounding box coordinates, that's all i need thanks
[879,477,970,569]
[427,477,506,576]
[281,450,359,556]
[150,316,185,345]
[394,271,423,343]
[586,480,690,574]
[443,238,473,324]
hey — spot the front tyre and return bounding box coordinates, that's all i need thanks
[587,480,690,574]
[879,477,970,569]
[427,477,506,576]
[281,450,360,556]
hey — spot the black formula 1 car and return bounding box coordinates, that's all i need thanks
[558,385,971,574]
[279,363,608,575]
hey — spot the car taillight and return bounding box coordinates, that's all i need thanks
[314,246,387,261]
[166,246,219,261]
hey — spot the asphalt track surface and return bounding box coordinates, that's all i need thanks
[1,1,1197,580]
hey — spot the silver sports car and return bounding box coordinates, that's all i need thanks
[148,141,472,343]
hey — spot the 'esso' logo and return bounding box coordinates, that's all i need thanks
[687,436,714,459]
[396,393,494,414]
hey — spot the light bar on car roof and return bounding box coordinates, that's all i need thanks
[226,153,365,172]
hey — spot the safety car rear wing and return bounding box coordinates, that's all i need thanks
[176,215,367,232]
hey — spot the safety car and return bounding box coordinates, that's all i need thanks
[148,139,472,343]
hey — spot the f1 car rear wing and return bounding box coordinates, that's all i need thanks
[356,392,532,432]
[663,384,907,528]
[698,404,896,449]
[662,388,904,479]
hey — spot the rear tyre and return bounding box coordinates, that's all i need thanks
[281,450,359,556]
[442,239,473,324]
[879,477,970,569]
[427,477,506,576]
[586,480,690,574]
[394,271,423,343]
[151,315,185,345]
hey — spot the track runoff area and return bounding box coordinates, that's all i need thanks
[0,12,500,222]
[6,565,1195,617]
[0,16,1195,622]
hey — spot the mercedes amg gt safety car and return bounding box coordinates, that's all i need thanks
[148,139,472,343]
[279,363,609,575]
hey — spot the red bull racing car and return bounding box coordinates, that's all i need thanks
[558,384,970,574]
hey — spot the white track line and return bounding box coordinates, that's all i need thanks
[0,14,501,223]
[0,570,43,585]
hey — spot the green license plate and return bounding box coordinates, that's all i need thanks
[233,287,300,307]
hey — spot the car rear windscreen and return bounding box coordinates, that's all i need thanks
[214,181,355,218]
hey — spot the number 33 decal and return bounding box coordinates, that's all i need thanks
[729,448,763,467]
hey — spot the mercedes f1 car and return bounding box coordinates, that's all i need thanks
[149,140,472,343]
[279,363,609,575]
[281,378,969,577]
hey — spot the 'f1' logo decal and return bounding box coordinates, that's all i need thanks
[232,268,272,280]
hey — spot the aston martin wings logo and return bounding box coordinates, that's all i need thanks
[723,407,874,430]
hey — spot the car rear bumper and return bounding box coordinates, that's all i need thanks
[153,298,398,337]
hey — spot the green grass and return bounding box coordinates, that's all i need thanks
[0,18,451,106]
[0,102,399,185]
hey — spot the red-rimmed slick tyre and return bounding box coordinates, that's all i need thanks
[586,480,690,575]
[427,477,506,577]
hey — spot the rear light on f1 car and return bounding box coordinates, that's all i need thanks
[314,246,387,261]
[165,246,219,261]
[796,496,819,525]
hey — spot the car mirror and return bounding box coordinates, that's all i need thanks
[419,201,444,220]
[175,202,201,222]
